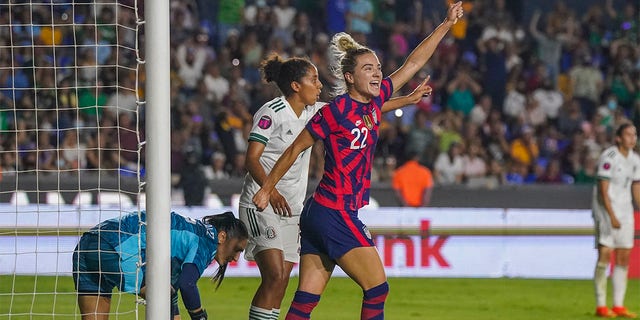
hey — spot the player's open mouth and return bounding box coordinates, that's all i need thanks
[370,81,380,89]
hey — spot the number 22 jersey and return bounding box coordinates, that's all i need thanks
[306,77,393,211]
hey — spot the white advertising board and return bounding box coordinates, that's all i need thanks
[0,206,598,279]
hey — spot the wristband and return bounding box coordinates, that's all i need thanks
[188,308,207,320]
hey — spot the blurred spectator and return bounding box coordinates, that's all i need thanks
[462,139,487,185]
[481,113,510,163]
[537,158,565,184]
[204,151,230,180]
[392,151,434,207]
[477,25,508,108]
[528,9,572,85]
[434,141,464,185]
[569,53,604,120]
[216,0,245,47]
[557,98,586,136]
[446,69,482,116]
[60,129,86,170]
[573,152,597,184]
[532,78,564,126]
[503,78,527,124]
[469,94,492,126]
[347,0,374,41]
[272,0,297,47]
[37,131,57,171]
[326,0,348,35]
[505,160,528,185]
[523,93,546,129]
[509,125,539,168]
[176,39,207,93]
[178,143,207,206]
[605,0,638,45]
[404,110,438,168]
[203,63,230,104]
[484,158,506,189]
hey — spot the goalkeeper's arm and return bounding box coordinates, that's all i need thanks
[178,263,207,320]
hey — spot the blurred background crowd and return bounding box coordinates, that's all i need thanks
[1,0,640,194]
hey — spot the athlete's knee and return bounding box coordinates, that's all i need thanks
[363,282,389,303]
[262,267,290,284]
[615,250,632,266]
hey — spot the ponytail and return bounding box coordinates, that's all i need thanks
[202,212,248,289]
[260,53,314,97]
[329,32,373,96]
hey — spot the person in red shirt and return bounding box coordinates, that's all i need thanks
[392,152,434,207]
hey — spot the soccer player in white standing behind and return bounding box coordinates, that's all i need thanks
[238,53,429,320]
[592,122,640,318]
[238,53,324,320]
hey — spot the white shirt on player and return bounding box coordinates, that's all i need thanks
[239,96,325,215]
[592,145,640,222]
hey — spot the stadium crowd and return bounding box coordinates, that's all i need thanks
[1,0,640,193]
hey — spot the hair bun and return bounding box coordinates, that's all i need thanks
[334,32,361,52]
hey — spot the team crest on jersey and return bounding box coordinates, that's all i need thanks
[371,108,378,124]
[362,225,372,240]
[258,115,272,129]
[603,162,611,170]
[362,114,373,130]
[265,226,277,239]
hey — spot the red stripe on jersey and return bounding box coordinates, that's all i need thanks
[306,78,393,211]
[339,210,370,246]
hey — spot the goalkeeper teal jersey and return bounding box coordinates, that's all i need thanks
[88,211,219,293]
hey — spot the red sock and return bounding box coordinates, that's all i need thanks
[285,291,320,320]
[361,282,389,320]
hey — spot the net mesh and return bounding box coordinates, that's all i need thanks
[0,1,144,318]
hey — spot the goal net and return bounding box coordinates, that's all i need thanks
[0,1,145,318]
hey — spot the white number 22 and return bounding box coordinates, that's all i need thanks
[350,127,368,150]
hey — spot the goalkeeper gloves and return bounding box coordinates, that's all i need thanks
[188,308,208,320]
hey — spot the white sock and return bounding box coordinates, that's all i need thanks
[594,261,608,307]
[271,308,280,320]
[612,265,629,307]
[249,305,273,320]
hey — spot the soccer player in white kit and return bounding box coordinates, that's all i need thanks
[239,53,427,320]
[238,53,323,320]
[592,123,640,318]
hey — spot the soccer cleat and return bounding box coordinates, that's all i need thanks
[596,306,617,318]
[612,306,637,318]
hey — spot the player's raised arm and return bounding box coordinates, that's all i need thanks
[388,2,463,92]
[381,76,432,114]
[253,129,316,211]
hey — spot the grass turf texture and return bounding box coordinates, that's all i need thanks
[1,276,638,319]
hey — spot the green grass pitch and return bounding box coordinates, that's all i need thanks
[1,276,639,319]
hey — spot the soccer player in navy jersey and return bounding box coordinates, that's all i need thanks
[253,2,464,319]
[240,53,445,320]
[73,211,248,320]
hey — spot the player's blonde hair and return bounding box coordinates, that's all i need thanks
[329,32,374,96]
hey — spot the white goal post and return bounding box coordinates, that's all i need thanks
[0,0,173,318]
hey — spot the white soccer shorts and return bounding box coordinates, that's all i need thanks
[239,206,301,263]
[594,215,635,249]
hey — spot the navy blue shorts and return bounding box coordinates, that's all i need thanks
[72,232,122,297]
[299,197,375,260]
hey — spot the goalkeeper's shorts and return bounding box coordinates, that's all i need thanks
[299,197,375,260]
[72,232,121,297]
